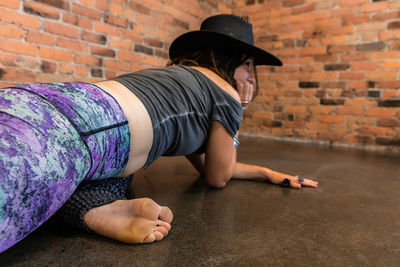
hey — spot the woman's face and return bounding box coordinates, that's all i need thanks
[233,57,256,86]
[234,57,256,108]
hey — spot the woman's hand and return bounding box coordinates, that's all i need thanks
[237,81,253,110]
[267,170,318,189]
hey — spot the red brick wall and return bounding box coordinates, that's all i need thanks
[1,0,399,152]
[0,0,233,86]
[238,0,400,153]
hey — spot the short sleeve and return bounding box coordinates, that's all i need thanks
[211,103,242,138]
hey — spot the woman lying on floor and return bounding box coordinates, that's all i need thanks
[0,14,317,252]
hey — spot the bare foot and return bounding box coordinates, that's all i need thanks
[83,198,173,243]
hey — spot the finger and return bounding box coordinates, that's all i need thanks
[237,81,244,98]
[245,83,254,101]
[291,181,301,189]
[295,176,318,188]
[281,178,301,189]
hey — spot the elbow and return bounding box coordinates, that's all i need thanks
[205,174,231,188]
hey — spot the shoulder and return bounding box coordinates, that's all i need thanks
[187,66,240,103]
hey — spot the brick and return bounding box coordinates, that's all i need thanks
[135,44,153,55]
[361,126,393,136]
[299,81,319,88]
[56,38,89,53]
[379,31,393,41]
[40,61,56,73]
[285,106,306,113]
[78,17,92,30]
[375,137,400,146]
[0,82,15,88]
[34,0,69,10]
[59,63,74,74]
[359,2,388,13]
[383,61,400,69]
[351,62,379,71]
[292,3,316,14]
[369,51,400,60]
[0,38,37,57]
[339,0,368,6]
[0,0,19,9]
[23,2,60,20]
[365,107,395,117]
[328,25,354,35]
[62,13,78,25]
[74,54,101,66]
[0,67,36,83]
[388,21,400,30]
[103,59,130,71]
[367,90,380,97]
[320,98,345,105]
[317,132,342,141]
[96,0,108,10]
[95,22,121,37]
[344,134,374,144]
[0,9,40,29]
[302,46,327,56]
[91,46,115,57]
[378,100,400,107]
[368,71,398,81]
[44,21,79,39]
[0,53,20,67]
[336,106,363,115]
[105,14,128,28]
[81,31,107,45]
[376,81,400,89]
[145,38,163,48]
[342,15,369,25]
[382,90,397,98]
[116,51,142,62]
[356,42,385,51]
[345,98,375,107]
[320,115,344,123]
[372,11,400,22]
[39,47,73,62]
[324,63,350,71]
[377,118,399,127]
[122,29,142,43]
[72,4,101,20]
[91,68,103,78]
[27,31,55,46]
[327,45,354,53]
[340,72,365,80]
[0,24,24,39]
[109,38,132,51]
[128,2,151,15]
[309,106,334,114]
[306,122,329,131]
[75,66,89,76]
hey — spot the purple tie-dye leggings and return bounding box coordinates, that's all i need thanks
[0,82,130,252]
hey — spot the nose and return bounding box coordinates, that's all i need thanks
[248,72,256,85]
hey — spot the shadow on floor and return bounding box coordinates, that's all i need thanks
[1,137,399,266]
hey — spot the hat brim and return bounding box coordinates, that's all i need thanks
[169,30,282,66]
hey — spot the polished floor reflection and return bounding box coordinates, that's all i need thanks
[1,137,399,266]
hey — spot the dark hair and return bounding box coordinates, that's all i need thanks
[167,47,259,97]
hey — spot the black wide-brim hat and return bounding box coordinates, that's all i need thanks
[169,14,282,66]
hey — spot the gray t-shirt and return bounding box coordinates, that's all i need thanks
[113,65,242,166]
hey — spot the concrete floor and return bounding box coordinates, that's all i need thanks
[1,137,399,266]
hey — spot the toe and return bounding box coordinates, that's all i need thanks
[159,206,173,223]
[143,233,155,243]
[153,231,164,241]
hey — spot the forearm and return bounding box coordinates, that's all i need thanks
[231,162,271,182]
